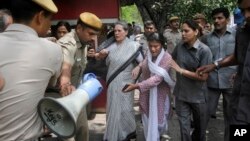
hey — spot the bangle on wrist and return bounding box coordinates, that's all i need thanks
[179,68,183,75]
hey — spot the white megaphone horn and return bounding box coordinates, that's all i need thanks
[37,73,103,138]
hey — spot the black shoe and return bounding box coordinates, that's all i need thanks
[123,131,136,141]
[211,115,217,119]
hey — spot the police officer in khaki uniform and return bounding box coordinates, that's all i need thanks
[193,13,210,35]
[57,12,102,141]
[163,16,182,54]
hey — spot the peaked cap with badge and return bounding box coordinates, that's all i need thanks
[79,12,102,30]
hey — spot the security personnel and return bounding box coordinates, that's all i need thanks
[193,13,210,35]
[57,12,102,141]
[163,16,182,54]
[0,0,62,140]
[138,20,157,55]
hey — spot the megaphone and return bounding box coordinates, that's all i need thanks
[37,73,103,138]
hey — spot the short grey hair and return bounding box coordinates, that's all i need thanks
[0,9,12,32]
[114,21,128,31]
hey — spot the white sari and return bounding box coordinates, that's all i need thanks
[104,38,138,141]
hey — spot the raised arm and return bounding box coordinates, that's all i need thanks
[94,49,109,60]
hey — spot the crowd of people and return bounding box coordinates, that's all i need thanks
[0,0,250,141]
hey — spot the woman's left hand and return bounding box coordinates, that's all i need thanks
[122,83,139,93]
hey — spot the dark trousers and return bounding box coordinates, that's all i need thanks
[207,88,233,141]
[176,99,208,141]
[230,89,250,125]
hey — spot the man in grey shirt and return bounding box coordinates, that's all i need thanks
[138,20,157,55]
[200,7,237,141]
[197,0,250,136]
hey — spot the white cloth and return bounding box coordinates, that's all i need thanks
[104,38,138,141]
[147,49,175,90]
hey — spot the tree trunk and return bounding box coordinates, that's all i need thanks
[121,0,176,33]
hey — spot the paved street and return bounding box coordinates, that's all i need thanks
[89,92,225,141]
[42,92,224,141]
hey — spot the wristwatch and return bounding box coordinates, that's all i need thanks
[213,61,220,69]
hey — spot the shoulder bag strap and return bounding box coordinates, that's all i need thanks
[107,46,142,86]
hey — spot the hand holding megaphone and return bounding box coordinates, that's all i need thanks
[37,73,103,138]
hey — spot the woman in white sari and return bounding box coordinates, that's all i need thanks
[123,32,175,141]
[95,21,143,141]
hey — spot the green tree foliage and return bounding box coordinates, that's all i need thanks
[170,0,237,23]
[120,0,237,32]
[121,4,143,25]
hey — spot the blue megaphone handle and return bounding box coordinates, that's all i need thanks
[82,73,96,82]
[78,73,103,101]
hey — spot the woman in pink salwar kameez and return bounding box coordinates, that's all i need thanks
[123,32,175,141]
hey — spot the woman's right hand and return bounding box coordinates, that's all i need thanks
[95,49,109,60]
[122,83,139,93]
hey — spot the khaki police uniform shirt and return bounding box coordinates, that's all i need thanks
[57,30,88,87]
[163,29,182,54]
[0,24,63,140]
[138,34,149,55]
